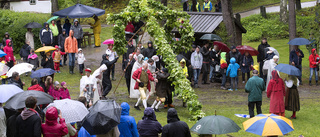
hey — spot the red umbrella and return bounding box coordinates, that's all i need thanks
[236,45,259,56]
[213,41,230,52]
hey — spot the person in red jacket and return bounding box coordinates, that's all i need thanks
[267,70,286,116]
[41,106,68,137]
[308,48,320,86]
[132,63,158,110]
[28,79,44,92]
[3,39,15,68]
[52,45,65,73]
[125,22,134,33]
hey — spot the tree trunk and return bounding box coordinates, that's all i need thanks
[192,0,197,11]
[280,0,288,23]
[289,0,296,51]
[221,0,236,46]
[52,0,59,13]
[296,0,301,10]
[161,0,167,6]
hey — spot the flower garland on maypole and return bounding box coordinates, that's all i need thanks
[107,0,205,120]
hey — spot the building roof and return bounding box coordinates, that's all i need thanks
[172,12,246,34]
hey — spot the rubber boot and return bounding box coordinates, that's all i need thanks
[69,66,72,74]
[72,66,75,74]
[309,80,312,86]
[316,81,318,86]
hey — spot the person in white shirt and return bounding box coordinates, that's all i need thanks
[106,44,118,81]
[191,46,203,88]
[26,28,34,49]
[77,48,86,75]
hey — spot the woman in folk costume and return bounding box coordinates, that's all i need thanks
[264,55,279,87]
[267,70,286,116]
[91,64,108,104]
[80,68,97,107]
[285,75,300,119]
[130,54,145,98]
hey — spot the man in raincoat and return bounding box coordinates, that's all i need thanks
[64,30,78,74]
[40,23,53,46]
[71,19,83,48]
[89,15,101,47]
[118,102,139,137]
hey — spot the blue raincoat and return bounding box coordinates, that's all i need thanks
[118,102,139,137]
[226,57,240,78]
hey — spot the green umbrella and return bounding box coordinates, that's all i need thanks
[200,34,222,41]
[47,16,59,23]
[190,115,241,136]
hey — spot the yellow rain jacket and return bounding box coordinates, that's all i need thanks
[91,18,101,47]
[180,59,188,77]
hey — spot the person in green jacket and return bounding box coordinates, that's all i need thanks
[49,20,59,46]
[245,70,266,118]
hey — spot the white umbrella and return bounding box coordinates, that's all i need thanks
[266,47,279,57]
[0,84,23,103]
[0,62,9,76]
[6,63,34,77]
[44,99,89,123]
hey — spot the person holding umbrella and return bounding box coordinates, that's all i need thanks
[41,51,54,70]
[41,106,68,137]
[89,15,101,48]
[40,22,53,46]
[285,75,300,119]
[308,48,320,86]
[26,28,34,49]
[290,45,304,84]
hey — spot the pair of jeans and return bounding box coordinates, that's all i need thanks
[209,65,216,80]
[296,65,302,82]
[221,72,226,87]
[242,72,250,81]
[202,63,210,83]
[68,53,75,67]
[248,101,262,118]
[79,64,84,73]
[193,69,201,85]
[309,67,318,81]
[230,76,238,90]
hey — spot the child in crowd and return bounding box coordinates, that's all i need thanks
[51,81,60,100]
[77,48,86,75]
[52,45,65,73]
[45,76,54,94]
[59,81,70,99]
[19,40,31,62]
[180,59,188,78]
[226,57,240,91]
[27,49,39,71]
[220,52,228,90]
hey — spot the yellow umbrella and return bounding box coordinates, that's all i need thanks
[35,46,56,53]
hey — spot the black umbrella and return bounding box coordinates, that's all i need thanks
[4,90,54,110]
[24,22,42,28]
[82,99,122,135]
[125,31,138,40]
[53,4,105,18]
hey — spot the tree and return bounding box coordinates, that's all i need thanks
[52,0,59,13]
[296,0,301,10]
[280,0,288,23]
[289,0,296,51]
[221,0,236,46]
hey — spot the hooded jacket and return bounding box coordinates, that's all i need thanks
[123,44,135,61]
[309,48,319,68]
[90,18,101,34]
[70,19,83,39]
[20,44,31,59]
[8,78,23,89]
[59,88,70,99]
[162,108,191,137]
[3,39,15,62]
[257,41,270,62]
[226,57,240,78]
[49,23,59,36]
[28,53,39,70]
[41,54,54,70]
[2,32,13,48]
[58,30,68,51]
[137,108,162,137]
[118,102,139,137]
[41,107,68,137]
[15,108,41,137]
[227,49,241,64]
[267,70,286,114]
[28,84,44,92]
[142,44,157,59]
[240,54,253,73]
[64,30,78,53]
[191,51,203,69]
[40,22,53,45]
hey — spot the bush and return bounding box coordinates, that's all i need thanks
[0,10,50,54]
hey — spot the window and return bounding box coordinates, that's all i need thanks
[30,0,36,5]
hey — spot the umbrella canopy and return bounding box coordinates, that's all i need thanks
[266,47,279,57]
[4,90,54,110]
[176,54,188,62]
[243,114,294,136]
[200,34,222,41]
[181,0,188,3]
[0,50,7,57]
[125,31,138,39]
[30,68,56,78]
[191,115,241,135]
[35,46,56,53]
[275,64,301,76]
[47,16,59,23]
[44,99,89,123]
[82,99,121,135]
[53,4,105,18]
[24,22,42,28]
[6,63,34,77]
[0,84,23,103]
[0,62,9,76]
[213,41,230,52]
[102,39,114,45]
[236,45,259,56]
[287,38,311,45]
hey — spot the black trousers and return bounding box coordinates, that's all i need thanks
[248,101,262,118]
[126,77,130,95]
[79,64,84,73]
[242,72,250,81]
[202,63,210,83]
[164,93,173,105]
[77,39,82,48]
[259,62,264,78]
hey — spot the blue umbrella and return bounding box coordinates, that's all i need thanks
[53,4,105,18]
[0,50,7,57]
[287,38,311,45]
[274,64,301,76]
[30,68,55,78]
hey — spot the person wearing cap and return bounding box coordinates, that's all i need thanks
[58,29,68,66]
[265,55,279,88]
[106,44,118,81]
[226,45,241,64]
[101,53,119,98]
[64,30,78,74]
[151,68,171,112]
[162,108,191,137]
[41,50,54,70]
[142,41,157,59]
[257,38,270,78]
[52,45,66,73]
[26,28,34,49]
[89,15,101,47]
[245,70,266,118]
[191,46,203,88]
[77,48,86,75]
[80,68,97,107]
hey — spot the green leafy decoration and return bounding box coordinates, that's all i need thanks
[107,0,205,120]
